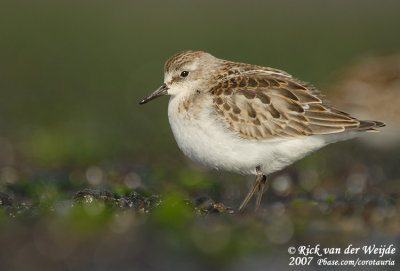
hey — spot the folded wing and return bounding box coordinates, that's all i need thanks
[210,73,384,140]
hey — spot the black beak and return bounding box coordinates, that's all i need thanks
[139,83,169,105]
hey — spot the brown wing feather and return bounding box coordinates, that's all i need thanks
[210,73,383,140]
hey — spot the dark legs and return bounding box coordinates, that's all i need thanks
[238,166,267,212]
[255,175,267,211]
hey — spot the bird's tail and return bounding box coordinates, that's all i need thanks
[357,120,386,132]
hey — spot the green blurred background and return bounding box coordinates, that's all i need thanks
[0,0,399,270]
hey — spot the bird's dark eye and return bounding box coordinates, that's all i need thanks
[180,71,189,77]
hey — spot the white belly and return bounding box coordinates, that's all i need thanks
[167,95,350,176]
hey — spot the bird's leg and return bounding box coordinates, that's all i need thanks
[255,175,267,211]
[238,166,264,212]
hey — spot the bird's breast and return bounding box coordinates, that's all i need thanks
[167,94,262,174]
[167,94,213,162]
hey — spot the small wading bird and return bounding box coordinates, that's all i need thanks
[139,51,385,211]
